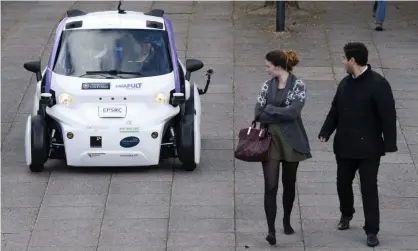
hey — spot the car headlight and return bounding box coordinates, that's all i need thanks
[155,93,167,104]
[59,93,72,105]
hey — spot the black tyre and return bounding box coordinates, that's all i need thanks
[176,83,197,171]
[182,162,197,171]
[29,115,50,172]
[29,163,44,172]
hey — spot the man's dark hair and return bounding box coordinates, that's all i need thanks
[343,42,368,66]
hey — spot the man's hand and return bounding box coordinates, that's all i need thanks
[318,133,329,142]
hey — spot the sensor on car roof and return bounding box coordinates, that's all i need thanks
[65,20,83,29]
[146,20,163,29]
[117,0,126,14]
[145,9,164,17]
[66,9,86,17]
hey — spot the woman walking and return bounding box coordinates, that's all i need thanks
[254,50,312,245]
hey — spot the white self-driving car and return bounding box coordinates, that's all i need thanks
[23,5,213,172]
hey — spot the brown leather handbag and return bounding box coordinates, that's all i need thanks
[234,121,271,162]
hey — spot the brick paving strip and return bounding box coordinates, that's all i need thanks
[2,1,417,250]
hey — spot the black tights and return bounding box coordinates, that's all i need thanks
[262,159,299,234]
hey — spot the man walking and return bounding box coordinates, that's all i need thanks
[318,42,397,247]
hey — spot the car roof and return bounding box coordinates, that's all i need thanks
[63,10,166,31]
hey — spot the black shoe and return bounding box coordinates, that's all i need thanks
[367,233,379,247]
[266,232,276,245]
[375,24,383,31]
[283,218,295,235]
[337,215,353,230]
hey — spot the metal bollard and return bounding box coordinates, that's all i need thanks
[276,0,285,32]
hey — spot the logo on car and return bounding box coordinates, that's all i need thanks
[120,136,140,148]
[87,153,105,157]
[115,83,141,90]
[82,83,111,90]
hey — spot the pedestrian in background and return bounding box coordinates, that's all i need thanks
[374,0,386,31]
[373,1,377,17]
[254,50,312,245]
[318,42,397,247]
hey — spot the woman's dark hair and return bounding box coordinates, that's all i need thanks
[265,50,299,72]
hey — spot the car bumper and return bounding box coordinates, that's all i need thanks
[46,103,179,167]
[61,124,165,167]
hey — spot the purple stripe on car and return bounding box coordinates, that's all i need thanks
[162,17,180,93]
[45,17,67,93]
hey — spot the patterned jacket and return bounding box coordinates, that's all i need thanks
[254,74,311,154]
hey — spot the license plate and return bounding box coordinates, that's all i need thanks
[98,104,127,118]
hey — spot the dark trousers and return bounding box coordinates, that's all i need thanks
[336,156,381,235]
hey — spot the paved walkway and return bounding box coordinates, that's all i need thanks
[1,1,417,250]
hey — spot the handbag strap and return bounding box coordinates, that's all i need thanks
[252,111,262,126]
[252,111,269,130]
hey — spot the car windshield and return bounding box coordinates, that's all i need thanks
[53,28,173,78]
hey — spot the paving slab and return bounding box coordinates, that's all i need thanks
[2,1,418,250]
